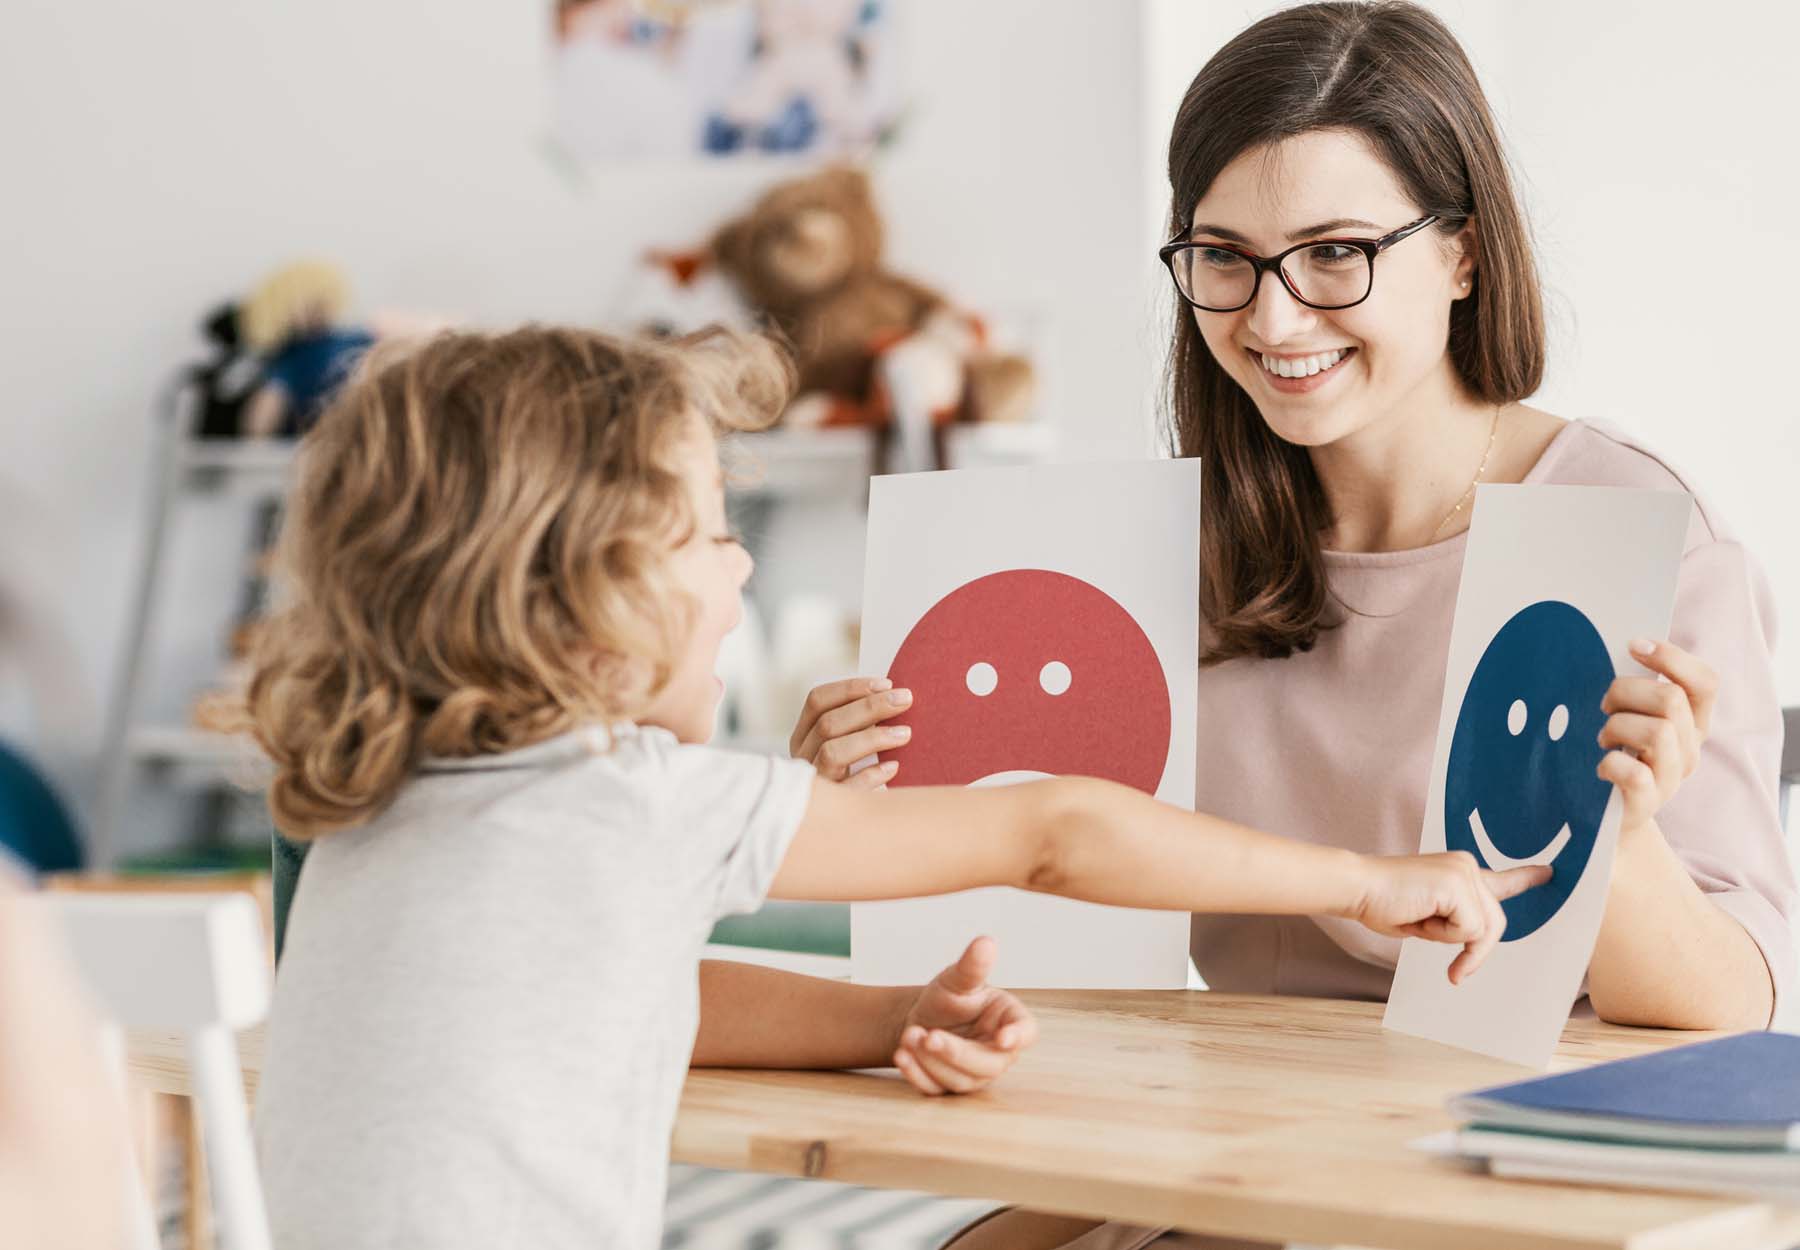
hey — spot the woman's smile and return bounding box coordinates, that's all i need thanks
[1247,345,1358,394]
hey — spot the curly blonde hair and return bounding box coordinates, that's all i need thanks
[240,324,791,838]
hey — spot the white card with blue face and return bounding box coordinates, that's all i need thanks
[1383,484,1692,1068]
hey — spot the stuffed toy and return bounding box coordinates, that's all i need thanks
[707,165,1036,464]
[188,302,265,440]
[238,260,375,439]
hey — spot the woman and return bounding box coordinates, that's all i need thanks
[791,3,1796,1245]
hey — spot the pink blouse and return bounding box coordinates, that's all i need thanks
[1188,419,1796,1015]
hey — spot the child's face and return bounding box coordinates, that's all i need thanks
[642,431,753,743]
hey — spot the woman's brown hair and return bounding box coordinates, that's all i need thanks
[239,325,791,838]
[1165,0,1545,663]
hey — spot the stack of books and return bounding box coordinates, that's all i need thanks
[1440,1032,1800,1202]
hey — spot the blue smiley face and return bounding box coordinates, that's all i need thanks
[1443,600,1614,941]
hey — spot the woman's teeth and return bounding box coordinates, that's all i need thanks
[1258,348,1349,379]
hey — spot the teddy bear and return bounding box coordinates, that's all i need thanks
[706,165,1036,462]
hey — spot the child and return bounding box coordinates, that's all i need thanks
[244,326,1542,1250]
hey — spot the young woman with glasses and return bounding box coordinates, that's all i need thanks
[793,5,1795,1244]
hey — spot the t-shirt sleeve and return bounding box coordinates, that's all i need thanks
[649,743,817,922]
[1656,532,1797,1021]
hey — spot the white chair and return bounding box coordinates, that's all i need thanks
[44,891,273,1250]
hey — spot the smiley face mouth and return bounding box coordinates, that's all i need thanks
[1468,808,1571,871]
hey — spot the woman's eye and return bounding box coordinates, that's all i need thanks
[1196,247,1244,269]
[1305,244,1360,266]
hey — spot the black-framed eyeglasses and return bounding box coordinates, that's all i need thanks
[1158,214,1440,312]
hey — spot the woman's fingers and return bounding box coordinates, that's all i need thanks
[1598,749,1658,817]
[814,722,912,781]
[794,686,913,768]
[790,677,893,758]
[1603,676,1697,761]
[1628,638,1719,738]
[1599,711,1688,783]
[843,759,898,789]
[1602,675,1690,723]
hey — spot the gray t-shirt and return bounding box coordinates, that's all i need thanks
[256,723,815,1250]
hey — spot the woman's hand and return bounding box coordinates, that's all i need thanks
[1347,853,1550,984]
[1597,638,1719,836]
[789,676,913,787]
[891,936,1037,1096]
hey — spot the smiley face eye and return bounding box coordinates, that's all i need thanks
[1548,703,1569,741]
[965,662,998,697]
[1039,661,1071,696]
[1507,699,1527,735]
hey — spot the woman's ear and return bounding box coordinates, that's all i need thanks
[1451,217,1479,299]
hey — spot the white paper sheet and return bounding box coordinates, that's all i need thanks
[1383,484,1693,1067]
[851,459,1201,988]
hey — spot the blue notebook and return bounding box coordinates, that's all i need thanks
[1448,1031,1800,1149]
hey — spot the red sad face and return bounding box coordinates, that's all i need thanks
[881,569,1172,794]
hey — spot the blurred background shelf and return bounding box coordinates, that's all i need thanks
[729,422,1057,497]
[126,726,267,785]
[176,439,298,497]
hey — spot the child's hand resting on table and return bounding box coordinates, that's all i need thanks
[893,936,1038,1095]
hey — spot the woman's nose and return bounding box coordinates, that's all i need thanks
[1244,267,1317,345]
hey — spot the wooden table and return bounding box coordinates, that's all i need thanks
[128,991,1800,1250]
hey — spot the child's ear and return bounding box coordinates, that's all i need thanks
[584,647,654,711]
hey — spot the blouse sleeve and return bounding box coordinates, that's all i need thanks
[1656,523,1797,1022]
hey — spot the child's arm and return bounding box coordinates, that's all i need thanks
[771,776,1548,983]
[692,937,1036,1095]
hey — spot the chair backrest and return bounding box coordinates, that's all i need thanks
[45,892,273,1250]
[1782,706,1799,836]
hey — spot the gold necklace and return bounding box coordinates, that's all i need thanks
[1430,406,1501,542]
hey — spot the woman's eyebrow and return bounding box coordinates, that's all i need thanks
[1188,217,1383,243]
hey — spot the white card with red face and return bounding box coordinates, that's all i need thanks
[851,459,1201,988]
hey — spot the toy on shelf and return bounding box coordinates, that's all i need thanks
[188,303,266,440]
[238,260,375,439]
[706,165,1037,471]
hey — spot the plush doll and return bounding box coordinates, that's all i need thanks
[238,260,375,439]
[707,165,1036,460]
[188,303,265,440]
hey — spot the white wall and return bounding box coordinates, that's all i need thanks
[0,1,1155,842]
[4,0,1792,854]
[1495,0,1800,705]
[1145,0,1800,701]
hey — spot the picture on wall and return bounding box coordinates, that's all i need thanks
[551,0,900,161]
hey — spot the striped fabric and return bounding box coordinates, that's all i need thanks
[662,1165,998,1249]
